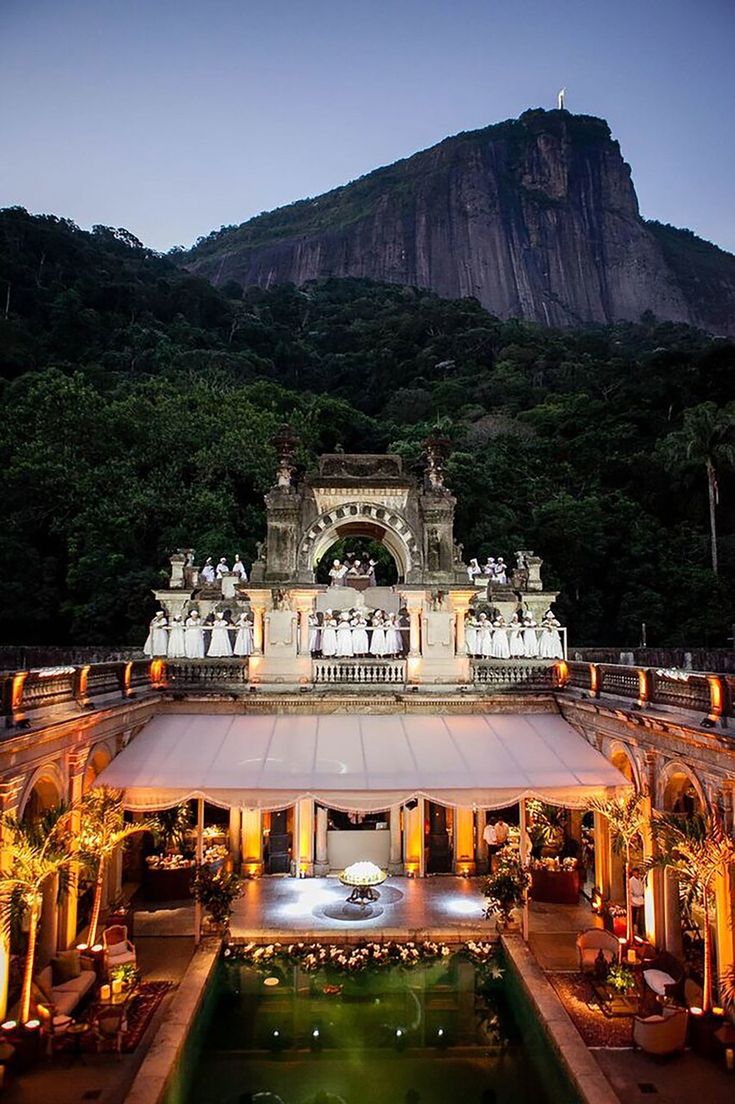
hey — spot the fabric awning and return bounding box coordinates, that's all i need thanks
[96,711,631,812]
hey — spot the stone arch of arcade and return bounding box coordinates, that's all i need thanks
[18,762,65,822]
[83,741,114,793]
[657,759,708,815]
[297,502,422,583]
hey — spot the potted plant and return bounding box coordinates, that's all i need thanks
[587,792,648,944]
[606,964,638,1013]
[482,848,530,932]
[110,961,140,992]
[191,864,242,933]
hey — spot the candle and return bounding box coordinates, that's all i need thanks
[111,979,123,995]
[726,1048,734,1073]
[1,1021,16,1033]
[627,949,637,964]
[100,984,111,1001]
[618,937,626,963]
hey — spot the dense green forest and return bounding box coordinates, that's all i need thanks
[1,206,734,648]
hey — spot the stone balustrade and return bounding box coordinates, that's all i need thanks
[313,659,406,685]
[471,661,561,691]
[564,659,729,725]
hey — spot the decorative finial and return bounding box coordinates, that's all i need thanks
[557,88,566,111]
[271,424,298,488]
[424,427,451,490]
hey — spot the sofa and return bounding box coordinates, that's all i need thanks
[34,959,96,1017]
[576,928,620,972]
[633,1006,689,1056]
[642,950,686,1004]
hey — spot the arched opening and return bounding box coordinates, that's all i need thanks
[84,745,112,792]
[298,504,422,584]
[19,772,64,968]
[315,536,398,586]
[21,776,62,826]
[660,765,706,961]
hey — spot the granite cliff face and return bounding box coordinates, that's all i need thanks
[183,109,735,334]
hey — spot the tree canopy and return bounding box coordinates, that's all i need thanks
[1,206,734,648]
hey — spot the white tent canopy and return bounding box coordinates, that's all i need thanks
[96,711,631,812]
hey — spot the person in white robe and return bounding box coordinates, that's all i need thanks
[321,611,338,657]
[494,558,508,585]
[167,614,186,658]
[215,557,230,579]
[477,613,493,657]
[308,612,322,654]
[523,613,539,659]
[351,612,369,656]
[467,557,482,581]
[207,612,233,657]
[384,612,403,656]
[370,611,387,656]
[184,611,205,658]
[232,555,247,582]
[508,613,525,658]
[336,611,354,656]
[233,612,254,656]
[328,560,349,587]
[465,611,479,656]
[491,614,510,659]
[539,615,564,659]
[366,559,378,587]
[144,611,168,657]
[483,557,495,576]
[201,558,216,584]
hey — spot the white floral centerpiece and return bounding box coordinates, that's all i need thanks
[340,861,386,886]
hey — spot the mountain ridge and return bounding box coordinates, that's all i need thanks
[181,108,735,335]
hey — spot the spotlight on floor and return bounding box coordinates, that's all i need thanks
[270,1027,284,1051]
[310,1026,322,1051]
[394,1026,406,1051]
[436,1026,448,1049]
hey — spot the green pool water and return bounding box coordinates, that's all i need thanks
[176,954,579,1104]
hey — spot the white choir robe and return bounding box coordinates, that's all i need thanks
[185,618,205,659]
[491,623,510,659]
[208,619,233,657]
[465,619,479,656]
[146,618,168,657]
[336,616,354,656]
[351,619,369,655]
[321,619,338,657]
[385,619,402,655]
[477,621,493,657]
[308,616,321,653]
[201,565,216,584]
[508,623,525,658]
[167,619,186,658]
[370,621,387,656]
[523,624,539,658]
[234,619,254,656]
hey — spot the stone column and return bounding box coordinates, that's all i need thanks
[229,807,242,868]
[293,798,314,877]
[289,590,316,656]
[0,778,24,1018]
[389,804,403,874]
[447,590,475,656]
[241,808,263,876]
[399,592,425,659]
[403,800,424,877]
[639,794,659,946]
[315,805,328,875]
[663,870,684,956]
[59,750,86,951]
[453,806,476,875]
[38,876,59,965]
[593,812,611,901]
[476,809,489,873]
[246,589,271,656]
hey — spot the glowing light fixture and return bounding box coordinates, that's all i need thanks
[264,977,280,987]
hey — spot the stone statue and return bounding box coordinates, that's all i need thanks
[255,539,267,562]
[271,424,298,489]
[272,588,291,611]
[424,429,450,491]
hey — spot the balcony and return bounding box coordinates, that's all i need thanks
[312,659,406,685]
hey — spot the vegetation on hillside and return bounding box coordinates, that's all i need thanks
[1,206,734,648]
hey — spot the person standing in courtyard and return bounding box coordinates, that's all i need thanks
[629,867,646,936]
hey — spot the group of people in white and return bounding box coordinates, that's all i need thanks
[467,556,509,584]
[327,558,377,586]
[144,610,254,659]
[310,609,406,657]
[465,609,563,659]
[200,555,248,585]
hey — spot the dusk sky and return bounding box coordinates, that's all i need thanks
[2,0,734,254]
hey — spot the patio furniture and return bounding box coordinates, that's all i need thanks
[34,956,96,1017]
[642,951,685,1004]
[35,1002,72,1056]
[91,1004,126,1057]
[576,928,619,972]
[102,925,136,975]
[633,1006,688,1056]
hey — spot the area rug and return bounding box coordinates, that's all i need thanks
[121,981,174,1051]
[547,973,634,1048]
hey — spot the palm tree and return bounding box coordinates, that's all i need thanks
[661,402,735,575]
[587,792,648,943]
[0,806,74,1023]
[77,787,154,947]
[649,811,735,1012]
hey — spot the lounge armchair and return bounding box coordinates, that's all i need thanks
[642,950,685,1004]
[576,928,620,972]
[33,957,96,1018]
[102,925,136,976]
[633,1006,688,1056]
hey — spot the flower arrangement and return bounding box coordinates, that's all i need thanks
[225,939,464,975]
[482,849,531,927]
[191,864,243,927]
[606,902,627,919]
[147,843,226,869]
[463,941,504,978]
[606,964,636,994]
[109,962,140,990]
[530,856,578,871]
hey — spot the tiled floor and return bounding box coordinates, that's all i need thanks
[229,874,490,941]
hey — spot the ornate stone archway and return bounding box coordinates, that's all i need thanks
[297,501,422,582]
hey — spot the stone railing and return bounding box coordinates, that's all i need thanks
[2,659,158,728]
[165,659,250,690]
[471,662,560,691]
[564,661,729,726]
[313,659,406,685]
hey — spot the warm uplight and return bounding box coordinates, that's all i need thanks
[712,1006,725,1017]
[91,943,103,954]
[24,1020,40,1031]
[76,943,89,952]
[707,676,723,718]
[1,1021,16,1033]
[690,1006,703,1017]
[637,669,648,704]
[555,660,569,687]
[589,665,599,694]
[264,977,279,987]
[77,664,90,701]
[242,862,261,878]
[11,672,27,713]
[150,659,165,686]
[123,660,133,696]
